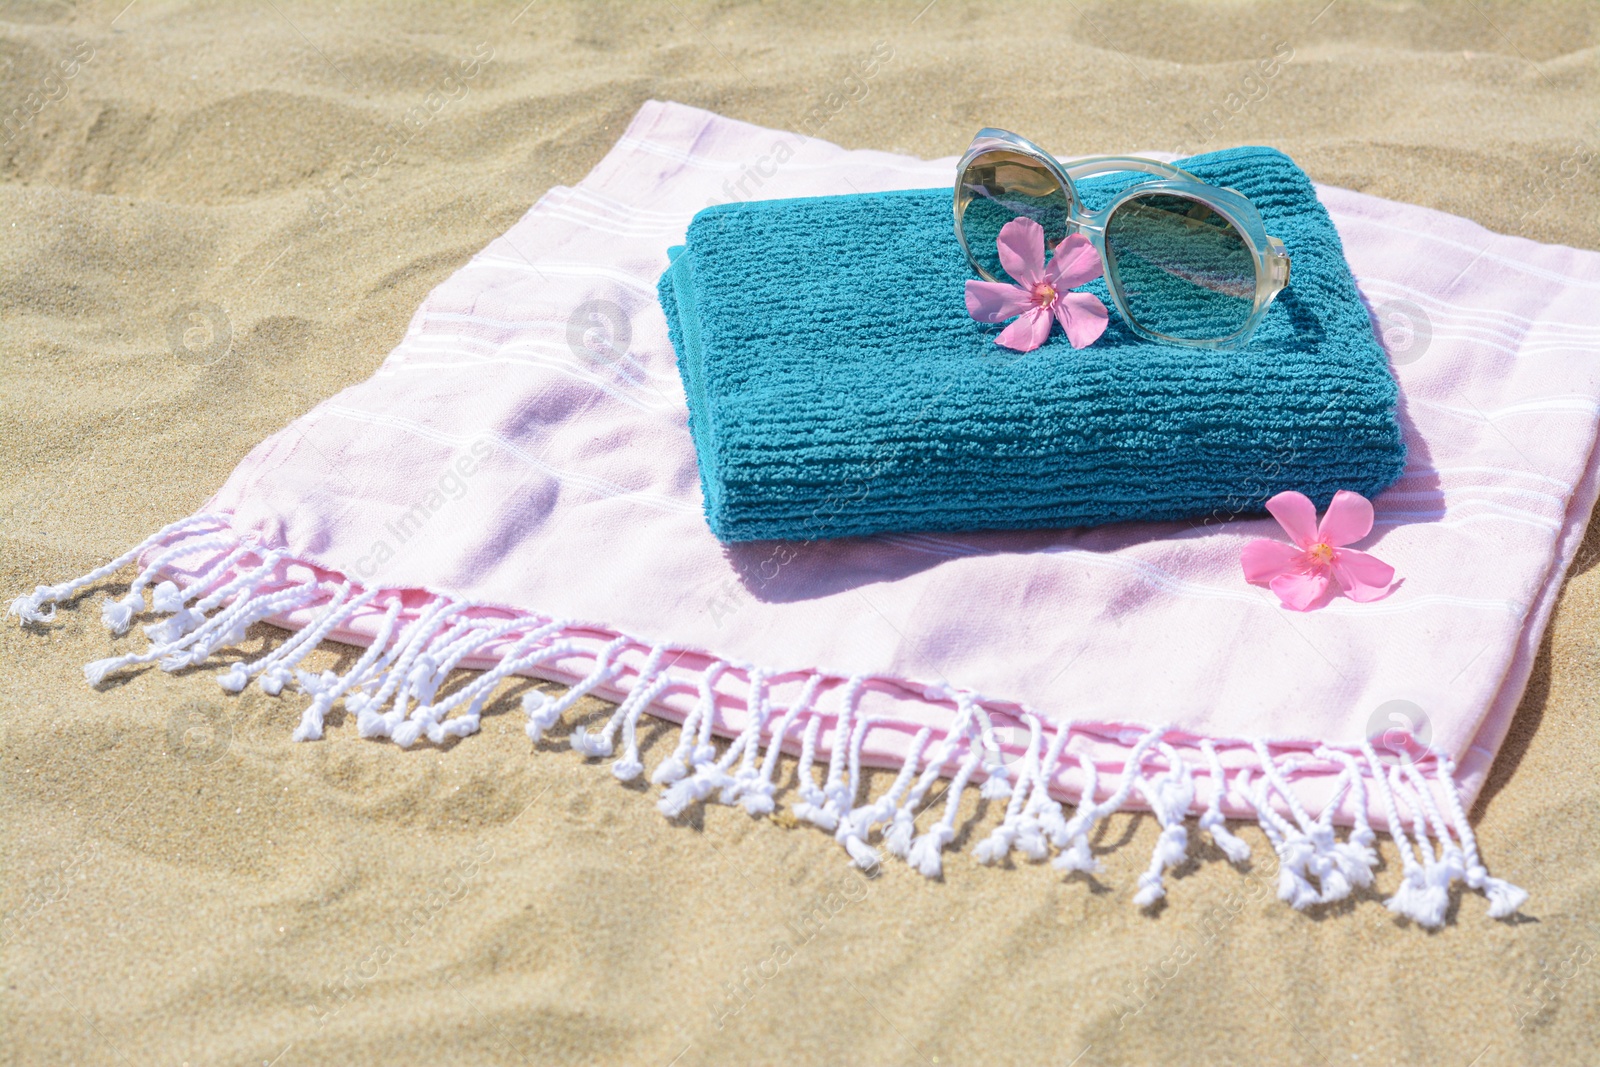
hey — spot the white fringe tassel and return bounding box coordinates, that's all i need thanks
[1054,726,1166,876]
[738,674,823,816]
[12,526,1532,923]
[1198,739,1252,864]
[9,514,228,625]
[1131,743,1196,907]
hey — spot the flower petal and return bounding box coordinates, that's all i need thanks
[1045,233,1104,290]
[1269,569,1332,612]
[1240,539,1303,585]
[1052,291,1109,349]
[995,217,1046,288]
[1330,548,1395,602]
[1264,491,1319,549]
[965,280,1034,324]
[1317,489,1376,547]
[995,306,1053,352]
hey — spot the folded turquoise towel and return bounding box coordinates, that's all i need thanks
[659,146,1405,543]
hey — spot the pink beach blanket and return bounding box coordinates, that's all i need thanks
[18,101,1600,925]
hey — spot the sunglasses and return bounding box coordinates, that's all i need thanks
[954,128,1292,350]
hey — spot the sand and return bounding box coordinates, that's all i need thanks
[3,1,1599,1064]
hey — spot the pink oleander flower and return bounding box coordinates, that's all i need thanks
[965,217,1109,352]
[1241,490,1397,611]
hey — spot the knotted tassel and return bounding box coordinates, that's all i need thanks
[739,675,826,815]
[520,634,626,743]
[1433,757,1527,918]
[144,606,207,646]
[355,598,475,741]
[975,713,1042,865]
[1133,824,1190,907]
[1011,722,1072,863]
[1386,770,1449,927]
[835,810,881,870]
[907,744,984,880]
[1056,834,1100,874]
[1306,824,1351,903]
[404,623,570,745]
[150,580,185,613]
[1054,727,1166,877]
[658,758,737,819]
[214,582,365,697]
[522,690,560,743]
[296,668,339,697]
[792,800,840,831]
[656,669,754,820]
[292,600,404,742]
[569,727,615,757]
[10,586,63,625]
[1240,768,1320,911]
[792,714,840,832]
[84,574,307,686]
[1395,767,1459,927]
[805,676,868,832]
[156,548,283,652]
[1318,748,1378,895]
[394,613,532,712]
[1469,868,1530,920]
[979,766,1013,800]
[906,823,955,879]
[1251,743,1351,909]
[880,693,984,862]
[1053,752,1105,874]
[99,533,234,635]
[159,561,310,673]
[571,644,670,761]
[884,808,918,859]
[707,667,773,805]
[611,672,675,782]
[973,824,1017,866]
[1278,841,1323,911]
[9,513,227,625]
[1198,739,1251,864]
[1130,745,1195,907]
[650,661,727,784]
[141,543,255,643]
[1357,739,1432,924]
[100,591,145,635]
[217,661,252,693]
[972,702,1013,800]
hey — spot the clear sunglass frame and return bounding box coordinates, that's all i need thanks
[953,128,1292,351]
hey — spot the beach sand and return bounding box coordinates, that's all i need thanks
[3,2,1599,1064]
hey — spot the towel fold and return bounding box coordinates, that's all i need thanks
[660,146,1406,542]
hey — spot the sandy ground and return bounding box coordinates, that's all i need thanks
[3,2,1599,1064]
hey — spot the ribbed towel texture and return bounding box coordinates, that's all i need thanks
[659,146,1406,542]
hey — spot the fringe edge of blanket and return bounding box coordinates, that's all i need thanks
[9,511,1529,928]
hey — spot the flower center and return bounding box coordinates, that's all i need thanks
[1032,282,1057,307]
[1308,542,1335,565]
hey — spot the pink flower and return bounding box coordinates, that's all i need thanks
[965,218,1109,352]
[1241,490,1397,611]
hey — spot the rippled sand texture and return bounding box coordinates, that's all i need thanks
[3,2,1599,1064]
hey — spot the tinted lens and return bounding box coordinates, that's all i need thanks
[957,149,1072,283]
[1104,193,1256,341]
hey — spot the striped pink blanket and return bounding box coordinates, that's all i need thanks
[16,101,1600,926]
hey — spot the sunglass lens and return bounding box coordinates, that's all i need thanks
[1105,193,1257,342]
[957,150,1072,284]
